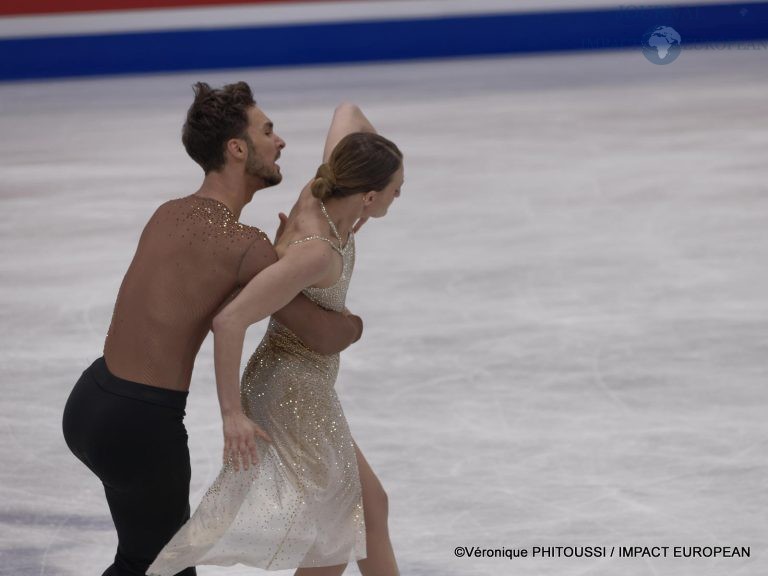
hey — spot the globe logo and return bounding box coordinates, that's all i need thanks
[641,26,682,64]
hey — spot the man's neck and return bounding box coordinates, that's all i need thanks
[195,170,262,220]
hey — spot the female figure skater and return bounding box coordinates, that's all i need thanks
[148,104,403,576]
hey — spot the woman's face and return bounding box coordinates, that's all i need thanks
[363,164,404,219]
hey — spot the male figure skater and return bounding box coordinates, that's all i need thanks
[62,82,363,576]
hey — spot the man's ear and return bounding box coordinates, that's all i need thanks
[226,138,246,160]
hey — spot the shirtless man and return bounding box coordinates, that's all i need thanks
[61,82,362,576]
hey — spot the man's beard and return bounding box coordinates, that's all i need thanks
[245,136,282,186]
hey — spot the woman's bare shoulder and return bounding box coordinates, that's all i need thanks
[275,188,332,255]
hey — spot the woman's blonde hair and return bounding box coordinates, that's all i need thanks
[311,132,402,201]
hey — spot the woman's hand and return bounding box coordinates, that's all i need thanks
[222,410,272,472]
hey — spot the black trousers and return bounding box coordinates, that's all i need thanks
[62,357,197,576]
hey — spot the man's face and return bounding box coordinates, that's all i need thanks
[243,106,286,187]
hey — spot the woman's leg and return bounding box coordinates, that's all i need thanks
[355,444,399,576]
[294,564,347,576]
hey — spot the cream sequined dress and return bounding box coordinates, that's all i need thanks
[148,206,365,575]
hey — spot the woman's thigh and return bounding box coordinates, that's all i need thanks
[355,444,388,528]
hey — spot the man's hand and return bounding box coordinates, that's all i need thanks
[222,411,272,471]
[343,308,364,342]
[274,212,289,244]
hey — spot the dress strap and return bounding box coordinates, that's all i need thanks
[288,235,344,256]
[319,201,343,252]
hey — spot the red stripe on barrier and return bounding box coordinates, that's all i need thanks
[0,0,319,17]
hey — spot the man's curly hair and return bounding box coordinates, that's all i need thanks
[182,81,256,173]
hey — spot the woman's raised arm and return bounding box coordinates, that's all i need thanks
[322,102,377,163]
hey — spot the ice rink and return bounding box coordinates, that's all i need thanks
[1,46,767,576]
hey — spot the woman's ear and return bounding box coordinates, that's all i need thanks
[363,191,377,206]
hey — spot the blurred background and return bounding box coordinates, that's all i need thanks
[1,1,767,575]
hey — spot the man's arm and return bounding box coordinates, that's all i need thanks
[273,297,363,354]
[237,235,362,355]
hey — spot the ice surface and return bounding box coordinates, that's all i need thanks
[1,47,767,576]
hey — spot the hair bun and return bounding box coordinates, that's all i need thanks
[311,163,336,200]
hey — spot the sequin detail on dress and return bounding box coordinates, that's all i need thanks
[147,218,363,575]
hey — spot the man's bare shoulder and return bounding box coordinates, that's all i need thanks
[237,233,278,286]
[151,195,268,242]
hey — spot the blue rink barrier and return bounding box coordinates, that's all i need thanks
[1,2,767,80]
